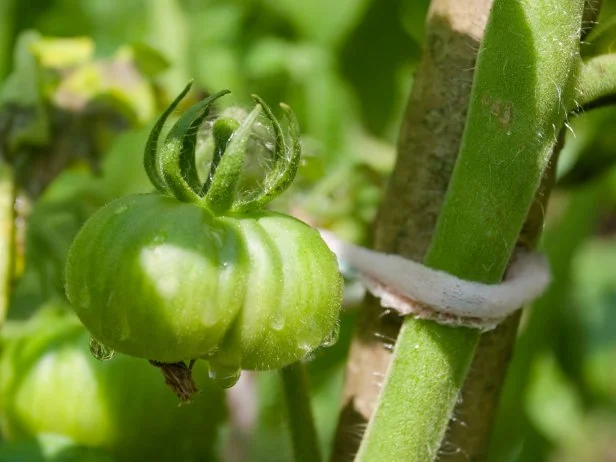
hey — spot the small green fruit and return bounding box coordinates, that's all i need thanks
[0,305,226,462]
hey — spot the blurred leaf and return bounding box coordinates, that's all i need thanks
[558,108,616,188]
[340,0,417,136]
[116,43,169,78]
[30,36,94,68]
[0,30,49,152]
[571,237,616,401]
[400,0,430,43]
[262,0,370,46]
[526,353,585,447]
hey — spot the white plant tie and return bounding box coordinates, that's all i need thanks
[319,230,551,331]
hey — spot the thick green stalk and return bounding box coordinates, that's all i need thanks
[356,1,584,460]
[0,160,15,327]
[280,362,322,462]
[331,2,492,458]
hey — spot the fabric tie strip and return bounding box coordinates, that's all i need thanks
[319,230,551,331]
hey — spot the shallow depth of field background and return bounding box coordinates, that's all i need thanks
[0,0,615,461]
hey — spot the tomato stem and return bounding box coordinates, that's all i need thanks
[280,362,322,462]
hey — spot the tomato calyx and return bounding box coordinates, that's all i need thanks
[149,359,198,402]
[143,81,301,215]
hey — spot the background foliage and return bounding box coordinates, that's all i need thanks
[0,0,615,460]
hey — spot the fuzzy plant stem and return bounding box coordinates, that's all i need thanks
[280,362,322,462]
[330,4,492,458]
[355,1,585,460]
[0,160,15,327]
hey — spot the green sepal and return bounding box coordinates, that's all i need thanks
[204,104,262,214]
[202,118,241,194]
[143,81,192,193]
[231,98,301,212]
[160,89,230,199]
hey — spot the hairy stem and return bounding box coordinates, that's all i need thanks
[331,0,492,458]
[355,0,584,460]
[280,362,322,462]
[440,132,563,461]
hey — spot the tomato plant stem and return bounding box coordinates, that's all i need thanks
[356,1,585,459]
[280,362,322,462]
[0,160,15,327]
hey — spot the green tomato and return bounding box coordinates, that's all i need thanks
[64,83,343,377]
[0,305,226,462]
[65,193,341,370]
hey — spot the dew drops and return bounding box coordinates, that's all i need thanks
[271,315,285,331]
[321,323,340,348]
[208,361,241,389]
[299,342,313,355]
[89,336,115,361]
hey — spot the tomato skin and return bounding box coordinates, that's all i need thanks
[0,307,226,462]
[65,193,342,369]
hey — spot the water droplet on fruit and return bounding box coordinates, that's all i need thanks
[208,362,241,389]
[114,204,129,215]
[299,342,312,354]
[271,315,285,331]
[89,336,115,361]
[321,324,340,348]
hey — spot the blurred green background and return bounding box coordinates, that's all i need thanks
[0,0,614,461]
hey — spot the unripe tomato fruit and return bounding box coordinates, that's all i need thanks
[0,305,226,462]
[65,194,341,369]
[64,83,342,381]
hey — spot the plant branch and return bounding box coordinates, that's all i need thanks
[576,54,616,109]
[280,362,322,462]
[331,0,493,458]
[355,0,584,460]
[440,130,563,461]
